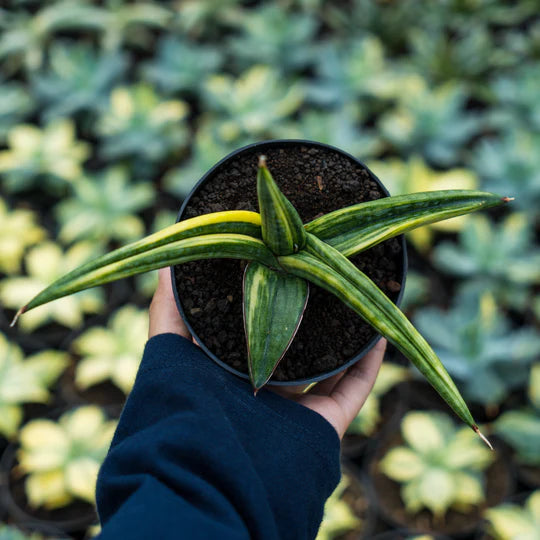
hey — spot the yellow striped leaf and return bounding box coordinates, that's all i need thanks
[257,155,306,255]
[306,191,509,257]
[278,234,477,431]
[13,234,276,322]
[243,262,308,391]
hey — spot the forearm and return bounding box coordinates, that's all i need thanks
[95,334,341,540]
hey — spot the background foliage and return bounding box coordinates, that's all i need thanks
[0,0,538,538]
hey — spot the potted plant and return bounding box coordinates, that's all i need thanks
[0,406,116,533]
[9,140,512,441]
[370,410,511,536]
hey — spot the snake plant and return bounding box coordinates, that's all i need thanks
[10,155,512,443]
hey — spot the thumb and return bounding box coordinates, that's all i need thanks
[148,268,192,340]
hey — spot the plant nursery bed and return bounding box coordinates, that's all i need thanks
[174,142,405,382]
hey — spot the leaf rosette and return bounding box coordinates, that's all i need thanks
[9,153,512,443]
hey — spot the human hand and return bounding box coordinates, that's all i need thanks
[149,268,386,439]
[279,339,387,439]
[149,268,193,340]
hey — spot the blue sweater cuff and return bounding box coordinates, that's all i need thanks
[97,332,341,540]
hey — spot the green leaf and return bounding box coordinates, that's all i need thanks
[18,406,116,509]
[15,234,276,322]
[11,211,261,323]
[306,190,507,257]
[401,411,448,454]
[243,262,308,391]
[47,210,261,293]
[278,234,476,430]
[73,305,148,394]
[3,241,105,331]
[379,447,425,482]
[418,468,455,518]
[257,156,306,255]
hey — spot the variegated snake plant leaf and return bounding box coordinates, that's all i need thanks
[10,155,513,446]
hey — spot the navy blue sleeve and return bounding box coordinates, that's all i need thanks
[95,333,341,540]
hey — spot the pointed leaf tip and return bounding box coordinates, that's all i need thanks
[501,196,514,203]
[473,425,494,450]
[257,159,306,255]
[10,306,26,327]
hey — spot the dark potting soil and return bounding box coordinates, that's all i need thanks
[174,144,404,382]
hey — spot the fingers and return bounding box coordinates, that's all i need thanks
[329,338,387,433]
[309,371,346,396]
[148,268,192,340]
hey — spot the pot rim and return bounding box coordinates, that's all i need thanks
[170,139,408,386]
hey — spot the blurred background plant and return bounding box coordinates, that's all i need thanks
[378,411,494,519]
[0,333,67,440]
[414,291,540,410]
[16,406,116,509]
[0,0,538,537]
[484,490,540,540]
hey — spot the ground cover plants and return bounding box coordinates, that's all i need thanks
[0,1,538,538]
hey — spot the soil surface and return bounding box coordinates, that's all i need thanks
[174,143,404,382]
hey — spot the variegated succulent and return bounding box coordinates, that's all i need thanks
[10,155,512,442]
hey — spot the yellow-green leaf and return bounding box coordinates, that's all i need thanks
[243,262,308,390]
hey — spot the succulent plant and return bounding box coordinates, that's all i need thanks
[98,0,172,51]
[379,411,494,518]
[407,23,515,92]
[470,131,540,217]
[73,305,148,395]
[226,4,318,72]
[0,197,46,275]
[9,155,511,441]
[491,63,540,131]
[414,291,540,407]
[0,119,90,194]
[54,166,155,246]
[0,83,33,141]
[484,490,540,540]
[308,37,418,107]
[163,126,235,200]
[142,36,223,96]
[17,406,116,508]
[316,474,362,540]
[492,363,540,466]
[97,83,189,163]
[0,2,109,73]
[433,213,540,310]
[1,241,104,331]
[378,81,481,167]
[293,105,382,159]
[33,42,127,121]
[174,0,242,36]
[0,332,68,439]
[202,66,303,143]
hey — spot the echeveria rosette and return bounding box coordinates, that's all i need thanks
[9,155,512,445]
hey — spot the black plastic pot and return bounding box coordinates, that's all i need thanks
[171,139,408,387]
